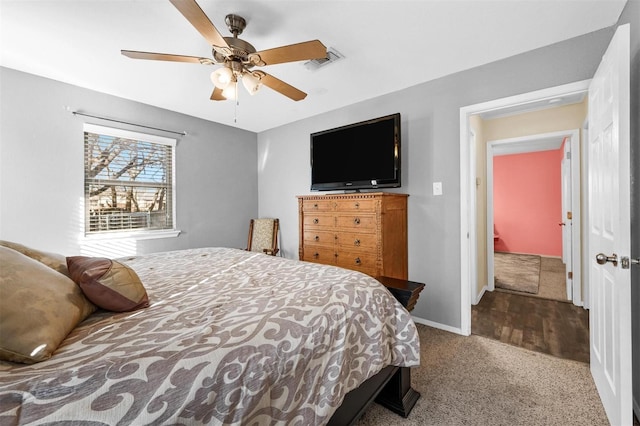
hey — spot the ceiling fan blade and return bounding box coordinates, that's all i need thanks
[250,40,326,66]
[260,72,307,101]
[210,87,226,101]
[121,50,211,64]
[169,0,230,50]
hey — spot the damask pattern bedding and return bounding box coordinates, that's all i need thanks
[0,247,420,425]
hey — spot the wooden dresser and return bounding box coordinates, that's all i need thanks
[297,192,408,279]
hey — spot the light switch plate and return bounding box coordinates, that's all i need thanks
[433,182,443,196]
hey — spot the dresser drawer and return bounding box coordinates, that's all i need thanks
[303,213,335,228]
[335,251,377,275]
[335,232,377,250]
[335,214,376,231]
[302,199,334,212]
[335,199,377,212]
[303,230,335,247]
[302,246,336,264]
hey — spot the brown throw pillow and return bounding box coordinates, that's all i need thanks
[66,256,149,312]
[0,240,70,276]
[0,246,96,364]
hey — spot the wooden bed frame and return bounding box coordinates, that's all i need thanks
[327,366,420,425]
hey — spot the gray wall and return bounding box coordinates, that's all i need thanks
[257,27,615,330]
[0,67,258,257]
[616,0,639,418]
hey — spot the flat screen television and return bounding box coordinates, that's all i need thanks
[310,113,401,191]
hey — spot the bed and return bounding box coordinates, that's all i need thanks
[0,246,420,425]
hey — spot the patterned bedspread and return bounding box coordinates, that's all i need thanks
[0,247,420,425]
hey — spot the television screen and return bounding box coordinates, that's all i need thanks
[310,113,400,191]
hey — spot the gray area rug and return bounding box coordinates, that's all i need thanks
[357,325,608,426]
[494,252,541,294]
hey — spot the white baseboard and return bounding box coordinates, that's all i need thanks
[411,315,467,336]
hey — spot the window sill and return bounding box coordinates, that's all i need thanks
[83,229,181,241]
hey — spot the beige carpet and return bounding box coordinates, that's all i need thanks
[357,325,608,426]
[494,252,540,294]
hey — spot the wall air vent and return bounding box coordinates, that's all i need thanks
[304,47,344,71]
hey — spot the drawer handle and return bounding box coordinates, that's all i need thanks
[314,235,320,242]
[355,257,361,265]
[355,202,360,209]
[313,252,319,259]
[354,239,360,246]
[353,217,360,225]
[335,253,339,258]
[313,203,318,209]
[313,218,319,224]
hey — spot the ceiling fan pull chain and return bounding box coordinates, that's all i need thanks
[234,84,239,123]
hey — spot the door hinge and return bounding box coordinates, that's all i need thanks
[566,151,571,160]
[567,271,573,279]
[567,211,572,220]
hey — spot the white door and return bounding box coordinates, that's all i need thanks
[588,23,631,426]
[560,138,572,298]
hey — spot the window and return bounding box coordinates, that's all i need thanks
[84,124,176,236]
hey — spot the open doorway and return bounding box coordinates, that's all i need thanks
[458,79,591,336]
[486,129,581,304]
[470,110,589,363]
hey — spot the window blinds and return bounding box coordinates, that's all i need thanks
[84,126,175,234]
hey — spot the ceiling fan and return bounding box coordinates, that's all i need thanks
[121,0,327,102]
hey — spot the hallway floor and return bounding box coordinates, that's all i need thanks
[472,290,589,363]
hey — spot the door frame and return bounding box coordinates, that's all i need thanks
[580,118,591,310]
[485,129,581,305]
[459,79,590,336]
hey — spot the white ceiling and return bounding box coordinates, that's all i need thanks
[0,1,627,133]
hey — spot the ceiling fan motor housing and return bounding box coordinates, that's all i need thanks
[212,37,257,65]
[211,14,258,68]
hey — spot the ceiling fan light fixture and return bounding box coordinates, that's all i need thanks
[221,80,238,100]
[242,72,262,95]
[211,67,233,89]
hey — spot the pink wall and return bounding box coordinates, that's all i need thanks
[493,149,563,257]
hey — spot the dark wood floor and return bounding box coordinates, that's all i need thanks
[472,290,590,363]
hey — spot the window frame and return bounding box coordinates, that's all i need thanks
[82,123,180,240]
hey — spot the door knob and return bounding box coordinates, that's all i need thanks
[596,253,618,267]
[558,222,566,226]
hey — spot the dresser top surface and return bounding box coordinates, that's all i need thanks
[297,192,408,200]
